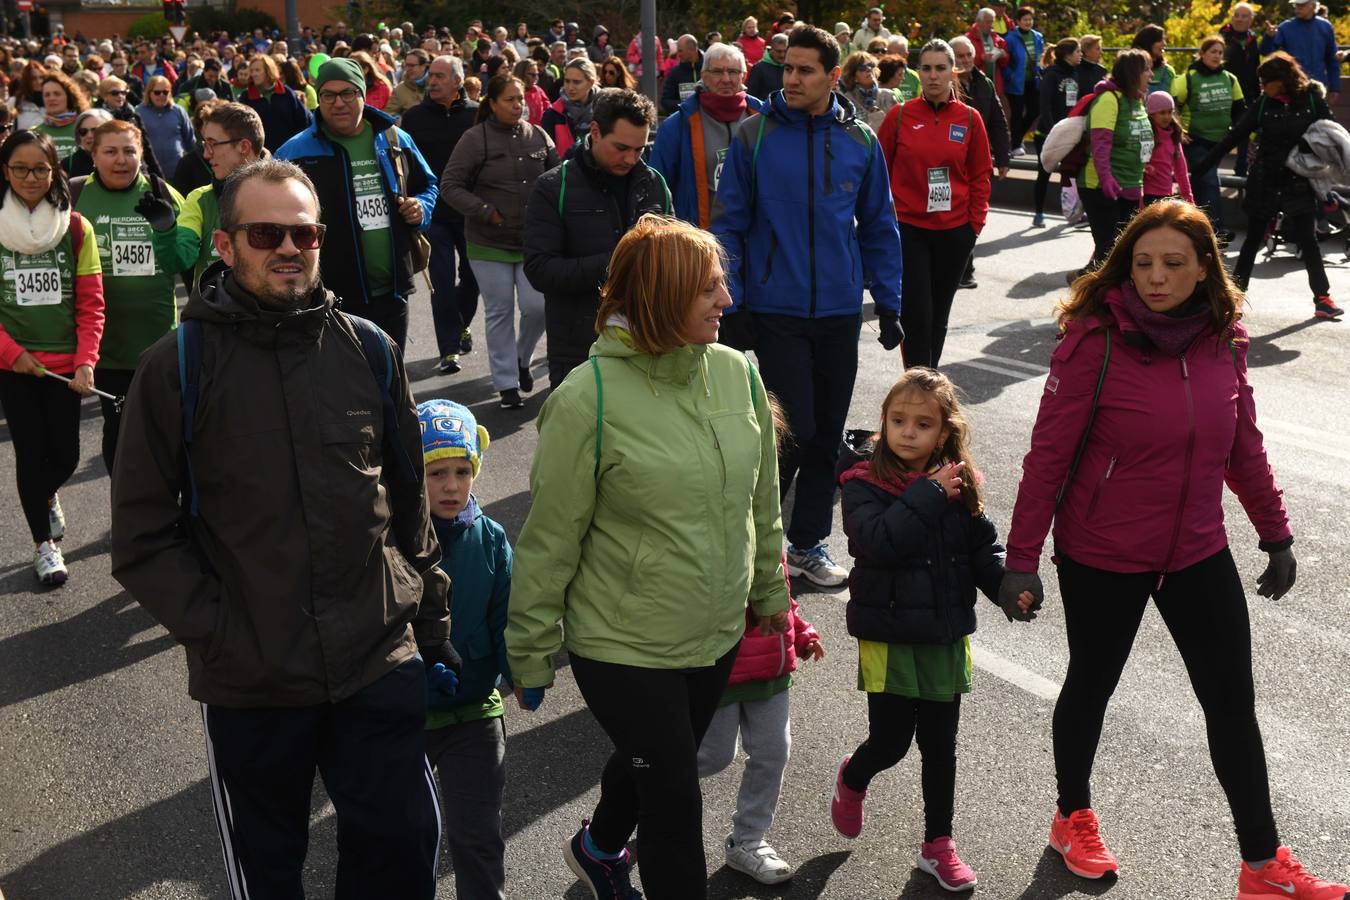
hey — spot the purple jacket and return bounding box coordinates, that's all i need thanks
[1006,288,1290,575]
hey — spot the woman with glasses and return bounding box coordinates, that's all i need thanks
[72,119,183,472]
[137,75,194,178]
[0,130,105,587]
[442,74,557,409]
[34,71,90,164]
[96,76,164,178]
[239,54,311,151]
[839,51,898,130]
[539,57,597,156]
[513,59,549,125]
[62,107,112,178]
[599,57,636,91]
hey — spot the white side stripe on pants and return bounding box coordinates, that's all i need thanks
[423,754,443,872]
[201,703,251,900]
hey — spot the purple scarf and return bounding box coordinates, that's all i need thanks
[1105,282,1213,357]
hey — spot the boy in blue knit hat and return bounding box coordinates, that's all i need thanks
[417,398,513,898]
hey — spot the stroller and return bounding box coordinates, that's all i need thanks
[1263,190,1350,262]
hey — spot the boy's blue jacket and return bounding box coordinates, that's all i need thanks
[1003,27,1044,96]
[711,90,902,318]
[432,499,512,711]
[649,89,765,228]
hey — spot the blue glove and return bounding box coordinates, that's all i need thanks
[518,686,546,711]
[425,662,460,711]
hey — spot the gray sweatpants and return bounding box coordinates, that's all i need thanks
[467,258,546,391]
[696,689,791,846]
[426,716,506,899]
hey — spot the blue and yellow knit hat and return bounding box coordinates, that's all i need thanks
[417,399,490,476]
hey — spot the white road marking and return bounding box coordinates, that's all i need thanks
[970,643,1062,701]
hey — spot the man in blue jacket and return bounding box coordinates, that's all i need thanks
[1261,0,1340,104]
[650,41,763,230]
[276,57,438,349]
[1003,6,1044,154]
[712,25,903,589]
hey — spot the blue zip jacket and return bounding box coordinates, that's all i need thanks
[432,499,513,712]
[712,90,902,318]
[275,105,437,308]
[650,90,764,229]
[1003,27,1045,97]
[1259,16,1340,92]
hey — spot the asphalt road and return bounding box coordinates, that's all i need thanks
[1,206,1348,900]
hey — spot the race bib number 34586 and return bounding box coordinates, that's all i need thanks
[15,267,61,306]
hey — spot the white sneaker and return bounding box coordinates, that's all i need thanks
[1010,145,1027,158]
[48,494,64,541]
[725,837,793,885]
[34,541,68,586]
[785,543,848,588]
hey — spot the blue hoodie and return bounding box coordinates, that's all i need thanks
[711,90,902,318]
[1260,15,1340,92]
[1003,26,1045,97]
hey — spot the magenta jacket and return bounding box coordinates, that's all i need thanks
[1006,293,1290,576]
[726,594,820,688]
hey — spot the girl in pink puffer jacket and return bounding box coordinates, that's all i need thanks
[697,575,822,886]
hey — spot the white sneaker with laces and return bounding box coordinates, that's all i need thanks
[48,494,65,541]
[785,543,848,588]
[725,837,793,885]
[34,540,68,586]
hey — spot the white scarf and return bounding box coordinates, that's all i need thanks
[0,195,67,256]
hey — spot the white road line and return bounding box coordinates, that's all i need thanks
[947,358,1044,381]
[970,644,1062,702]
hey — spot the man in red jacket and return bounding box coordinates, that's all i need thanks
[966,9,1011,103]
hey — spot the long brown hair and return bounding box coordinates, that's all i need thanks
[1258,51,1311,99]
[870,368,984,515]
[1059,199,1243,340]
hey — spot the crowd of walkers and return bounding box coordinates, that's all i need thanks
[0,6,1347,900]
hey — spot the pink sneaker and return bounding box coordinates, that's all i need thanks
[830,754,866,838]
[917,836,978,891]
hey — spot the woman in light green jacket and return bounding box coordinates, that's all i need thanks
[507,215,790,899]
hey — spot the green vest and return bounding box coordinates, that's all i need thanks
[34,121,77,162]
[75,174,180,369]
[1179,68,1238,142]
[185,184,221,286]
[0,228,78,354]
[1086,92,1151,189]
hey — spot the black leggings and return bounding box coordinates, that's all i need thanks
[570,645,738,899]
[1053,547,1279,862]
[1009,90,1039,151]
[1079,186,1136,267]
[95,367,134,475]
[843,693,960,842]
[899,222,978,370]
[0,369,82,544]
[1233,212,1329,300]
[1033,134,1055,216]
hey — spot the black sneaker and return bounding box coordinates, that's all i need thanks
[1314,295,1344,320]
[564,821,642,899]
[499,389,525,409]
[1215,229,1236,246]
[435,354,461,374]
[519,365,534,393]
[459,329,473,354]
[957,276,977,290]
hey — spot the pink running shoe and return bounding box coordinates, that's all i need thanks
[918,836,978,891]
[830,754,866,838]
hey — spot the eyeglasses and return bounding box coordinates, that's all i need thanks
[231,222,326,250]
[76,127,97,136]
[105,89,128,96]
[6,164,53,181]
[858,62,877,70]
[151,89,170,96]
[318,88,361,105]
[201,137,242,152]
[705,68,743,79]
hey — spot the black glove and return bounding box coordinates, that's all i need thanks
[420,639,463,674]
[996,570,1044,622]
[1256,547,1296,600]
[718,309,757,351]
[877,311,904,351]
[134,190,176,233]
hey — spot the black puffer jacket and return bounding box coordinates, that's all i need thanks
[1197,85,1333,219]
[837,431,1006,646]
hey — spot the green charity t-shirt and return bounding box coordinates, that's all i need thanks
[897,68,921,102]
[1020,30,1036,80]
[75,173,183,369]
[34,122,77,162]
[1178,69,1242,142]
[324,122,395,299]
[1085,91,1151,189]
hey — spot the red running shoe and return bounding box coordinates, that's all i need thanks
[1314,296,1344,320]
[1236,846,1349,900]
[1048,808,1119,879]
[917,836,978,891]
[830,755,866,838]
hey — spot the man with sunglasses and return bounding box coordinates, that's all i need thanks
[276,57,436,349]
[111,159,452,900]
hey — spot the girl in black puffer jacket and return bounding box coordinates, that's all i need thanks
[830,367,1028,892]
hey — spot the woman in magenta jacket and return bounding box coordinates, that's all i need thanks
[1002,200,1346,897]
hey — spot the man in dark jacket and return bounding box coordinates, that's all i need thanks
[661,35,705,114]
[400,54,480,372]
[954,34,1010,287]
[747,33,789,101]
[524,89,670,388]
[1222,3,1260,176]
[276,57,438,350]
[111,159,455,899]
[179,57,234,102]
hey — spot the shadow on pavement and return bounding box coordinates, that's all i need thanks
[501,705,608,841]
[482,489,532,539]
[1245,319,1315,368]
[943,321,1057,406]
[1010,846,1119,899]
[705,849,851,898]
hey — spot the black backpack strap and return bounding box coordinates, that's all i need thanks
[1054,327,1111,511]
[176,319,204,517]
[343,312,419,485]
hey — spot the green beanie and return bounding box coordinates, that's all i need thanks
[315,57,366,96]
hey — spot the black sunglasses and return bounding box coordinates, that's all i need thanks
[232,222,326,250]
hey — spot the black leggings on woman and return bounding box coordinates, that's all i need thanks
[1053,547,1279,862]
[1078,186,1136,267]
[899,222,978,369]
[843,692,961,842]
[570,645,738,899]
[0,370,82,543]
[1233,211,1329,300]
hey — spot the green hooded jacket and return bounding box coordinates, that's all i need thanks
[506,327,790,688]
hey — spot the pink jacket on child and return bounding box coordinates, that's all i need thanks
[726,593,820,687]
[1142,125,1194,202]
